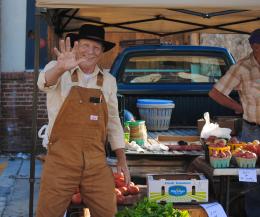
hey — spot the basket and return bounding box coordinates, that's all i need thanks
[206,146,230,163]
[210,157,231,168]
[208,146,230,155]
[235,157,257,168]
[228,143,246,151]
[136,99,175,131]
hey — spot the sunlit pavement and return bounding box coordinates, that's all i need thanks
[0,156,42,217]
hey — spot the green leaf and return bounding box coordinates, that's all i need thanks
[116,197,191,217]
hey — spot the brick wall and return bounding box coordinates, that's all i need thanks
[0,72,48,152]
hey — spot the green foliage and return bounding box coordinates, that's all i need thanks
[116,198,190,217]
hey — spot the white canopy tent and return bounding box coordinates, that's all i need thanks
[36,0,260,35]
[29,1,260,217]
[36,0,260,8]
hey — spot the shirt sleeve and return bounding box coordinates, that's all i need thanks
[214,64,241,96]
[37,60,61,92]
[106,77,125,151]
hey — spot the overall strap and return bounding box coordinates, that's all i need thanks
[96,71,104,87]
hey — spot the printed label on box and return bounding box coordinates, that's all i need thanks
[147,175,208,203]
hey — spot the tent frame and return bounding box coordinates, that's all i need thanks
[45,8,259,37]
[29,7,41,217]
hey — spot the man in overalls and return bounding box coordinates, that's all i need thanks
[36,24,130,217]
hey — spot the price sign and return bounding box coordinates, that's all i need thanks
[239,169,257,182]
[201,202,227,217]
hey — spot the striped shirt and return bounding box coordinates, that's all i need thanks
[214,52,260,124]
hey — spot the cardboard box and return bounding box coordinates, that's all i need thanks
[147,173,208,203]
[197,116,242,136]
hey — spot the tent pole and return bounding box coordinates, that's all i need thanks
[29,7,41,217]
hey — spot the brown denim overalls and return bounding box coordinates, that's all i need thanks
[36,70,116,217]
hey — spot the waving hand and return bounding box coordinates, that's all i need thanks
[54,37,85,72]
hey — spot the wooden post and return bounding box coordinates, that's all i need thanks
[47,26,59,61]
[183,33,190,45]
[29,7,41,217]
[190,33,200,45]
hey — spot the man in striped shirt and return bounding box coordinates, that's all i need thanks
[209,28,260,217]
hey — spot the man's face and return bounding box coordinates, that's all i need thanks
[78,39,103,68]
[252,43,260,60]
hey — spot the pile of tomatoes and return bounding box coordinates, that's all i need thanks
[70,173,140,205]
[114,172,140,204]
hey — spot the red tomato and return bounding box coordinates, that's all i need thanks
[244,145,258,154]
[115,188,122,196]
[244,151,257,159]
[113,172,124,180]
[127,185,140,195]
[118,186,129,196]
[129,182,135,186]
[71,193,82,204]
[115,179,126,188]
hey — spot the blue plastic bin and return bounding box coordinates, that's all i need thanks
[137,99,175,131]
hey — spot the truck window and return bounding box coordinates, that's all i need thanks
[121,55,228,84]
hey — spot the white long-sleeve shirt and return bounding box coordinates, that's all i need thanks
[37,61,125,150]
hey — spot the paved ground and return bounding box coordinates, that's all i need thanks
[0,156,42,217]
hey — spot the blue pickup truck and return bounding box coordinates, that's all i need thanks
[111,43,237,127]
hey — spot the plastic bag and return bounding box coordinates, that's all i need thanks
[38,124,49,149]
[144,140,169,151]
[125,141,145,153]
[200,112,232,139]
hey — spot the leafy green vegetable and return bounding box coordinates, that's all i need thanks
[116,198,190,217]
